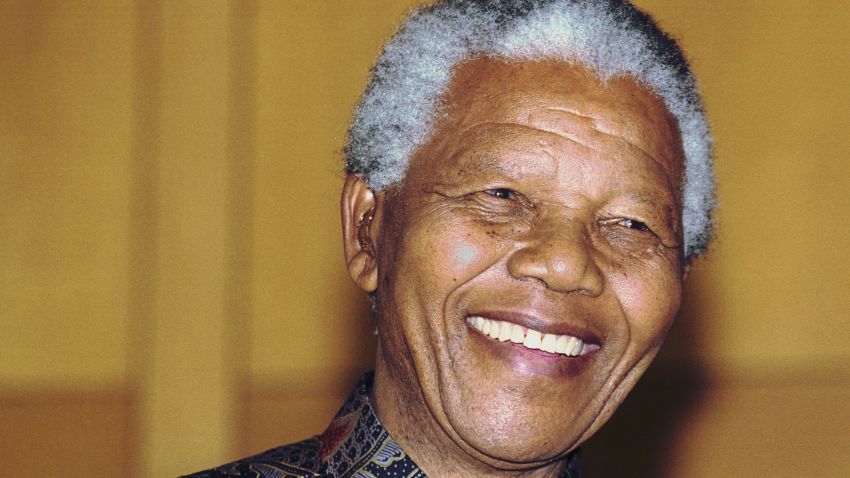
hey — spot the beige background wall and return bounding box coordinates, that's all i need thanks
[1,1,848,476]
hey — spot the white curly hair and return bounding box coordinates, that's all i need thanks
[345,0,715,258]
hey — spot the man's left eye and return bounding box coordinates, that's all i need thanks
[619,219,650,231]
[485,188,515,199]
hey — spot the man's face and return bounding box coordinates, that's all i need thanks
[371,58,686,466]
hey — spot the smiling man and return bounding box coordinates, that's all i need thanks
[187,0,714,477]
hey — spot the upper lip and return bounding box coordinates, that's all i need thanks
[465,309,603,345]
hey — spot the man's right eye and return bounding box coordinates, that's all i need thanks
[485,188,515,199]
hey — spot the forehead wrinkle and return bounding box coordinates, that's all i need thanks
[588,122,679,185]
[458,121,594,152]
[446,121,578,178]
[533,107,676,177]
[542,106,604,122]
[524,111,682,206]
[441,116,680,210]
[479,120,676,198]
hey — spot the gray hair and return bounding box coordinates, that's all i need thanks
[344,0,715,258]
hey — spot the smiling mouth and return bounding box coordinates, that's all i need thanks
[466,315,596,357]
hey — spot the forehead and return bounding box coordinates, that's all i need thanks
[445,59,680,152]
[416,58,685,192]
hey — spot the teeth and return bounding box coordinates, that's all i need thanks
[497,322,512,342]
[487,321,500,340]
[466,316,587,357]
[555,335,570,354]
[509,324,525,343]
[523,330,542,349]
[540,333,557,353]
[565,337,578,356]
[570,337,583,356]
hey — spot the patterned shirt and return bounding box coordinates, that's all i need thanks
[184,373,582,477]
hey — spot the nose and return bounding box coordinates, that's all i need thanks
[506,219,604,296]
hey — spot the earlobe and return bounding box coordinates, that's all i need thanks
[341,174,380,293]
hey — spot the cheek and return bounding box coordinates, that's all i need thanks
[613,261,683,344]
[427,236,491,283]
[405,214,509,283]
[452,243,480,270]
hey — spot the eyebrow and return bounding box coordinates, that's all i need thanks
[620,191,670,206]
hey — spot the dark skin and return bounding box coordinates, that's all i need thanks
[342,58,687,477]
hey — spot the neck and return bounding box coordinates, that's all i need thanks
[371,348,572,478]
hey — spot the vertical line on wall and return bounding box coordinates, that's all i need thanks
[226,0,259,456]
[128,1,162,477]
[130,1,238,475]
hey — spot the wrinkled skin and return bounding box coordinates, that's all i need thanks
[341,58,687,477]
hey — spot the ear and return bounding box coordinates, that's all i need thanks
[341,174,380,293]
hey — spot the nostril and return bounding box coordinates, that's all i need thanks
[506,231,604,296]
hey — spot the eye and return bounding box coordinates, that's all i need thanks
[485,188,515,199]
[619,218,651,232]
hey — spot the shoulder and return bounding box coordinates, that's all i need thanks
[181,436,323,478]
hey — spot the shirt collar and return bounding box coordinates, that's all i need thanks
[319,373,582,478]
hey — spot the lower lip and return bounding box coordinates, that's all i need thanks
[467,326,596,378]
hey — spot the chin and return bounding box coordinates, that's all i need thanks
[431,331,658,468]
[433,370,600,466]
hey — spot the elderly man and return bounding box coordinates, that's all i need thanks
[187,0,714,476]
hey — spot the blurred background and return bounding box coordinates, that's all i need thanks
[1,0,848,476]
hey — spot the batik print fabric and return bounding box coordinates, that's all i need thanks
[183,373,582,477]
